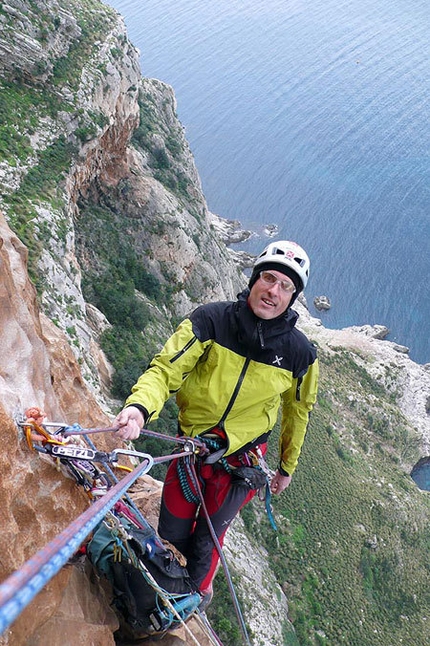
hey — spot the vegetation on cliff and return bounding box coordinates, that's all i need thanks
[0,0,118,283]
[237,349,428,645]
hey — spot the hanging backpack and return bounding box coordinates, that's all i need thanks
[87,515,201,641]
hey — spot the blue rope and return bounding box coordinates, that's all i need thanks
[81,431,151,531]
[0,456,153,636]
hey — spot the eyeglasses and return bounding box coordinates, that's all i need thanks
[259,270,296,294]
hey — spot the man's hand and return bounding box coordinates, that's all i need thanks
[270,470,292,495]
[114,406,145,441]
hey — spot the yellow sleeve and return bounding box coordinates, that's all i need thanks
[125,318,210,421]
[279,358,319,475]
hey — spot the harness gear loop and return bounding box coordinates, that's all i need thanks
[177,435,232,504]
[177,435,278,530]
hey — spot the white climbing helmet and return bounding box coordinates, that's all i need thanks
[253,240,310,291]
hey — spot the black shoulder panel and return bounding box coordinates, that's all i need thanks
[189,300,317,376]
[189,301,234,343]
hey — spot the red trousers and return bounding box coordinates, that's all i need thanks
[158,454,260,593]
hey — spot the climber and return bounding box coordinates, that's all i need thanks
[114,240,319,606]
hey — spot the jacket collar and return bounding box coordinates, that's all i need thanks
[234,289,298,349]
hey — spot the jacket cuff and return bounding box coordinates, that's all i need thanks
[125,403,149,423]
[278,463,290,477]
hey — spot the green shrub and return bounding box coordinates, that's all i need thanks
[208,574,246,646]
[90,278,149,330]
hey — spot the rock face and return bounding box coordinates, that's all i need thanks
[0,0,82,81]
[0,212,106,422]
[0,212,117,646]
[224,516,291,645]
[0,0,246,409]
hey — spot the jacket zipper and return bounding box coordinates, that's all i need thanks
[257,320,265,348]
[296,376,303,401]
[218,356,251,426]
[169,336,198,363]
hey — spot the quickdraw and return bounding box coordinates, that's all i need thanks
[20,417,133,497]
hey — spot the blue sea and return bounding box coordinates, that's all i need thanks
[106,0,430,364]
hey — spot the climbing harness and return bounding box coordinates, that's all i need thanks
[177,434,277,530]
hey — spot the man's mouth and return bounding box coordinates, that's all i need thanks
[262,298,276,307]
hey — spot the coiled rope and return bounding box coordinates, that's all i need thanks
[177,436,232,504]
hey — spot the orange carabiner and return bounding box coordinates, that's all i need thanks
[23,420,60,450]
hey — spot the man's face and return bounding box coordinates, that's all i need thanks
[248,269,295,320]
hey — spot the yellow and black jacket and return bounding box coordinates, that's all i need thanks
[126,290,319,476]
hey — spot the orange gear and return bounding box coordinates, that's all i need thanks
[25,406,46,426]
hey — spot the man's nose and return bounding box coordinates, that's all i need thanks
[267,280,282,294]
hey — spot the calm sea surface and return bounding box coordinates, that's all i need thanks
[106,0,429,364]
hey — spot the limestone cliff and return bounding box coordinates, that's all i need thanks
[0,0,245,412]
[1,2,429,646]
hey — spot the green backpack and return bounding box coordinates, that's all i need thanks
[87,515,200,639]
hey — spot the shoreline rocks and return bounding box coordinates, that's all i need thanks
[314,295,331,311]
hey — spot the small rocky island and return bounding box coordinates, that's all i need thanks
[314,295,331,311]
